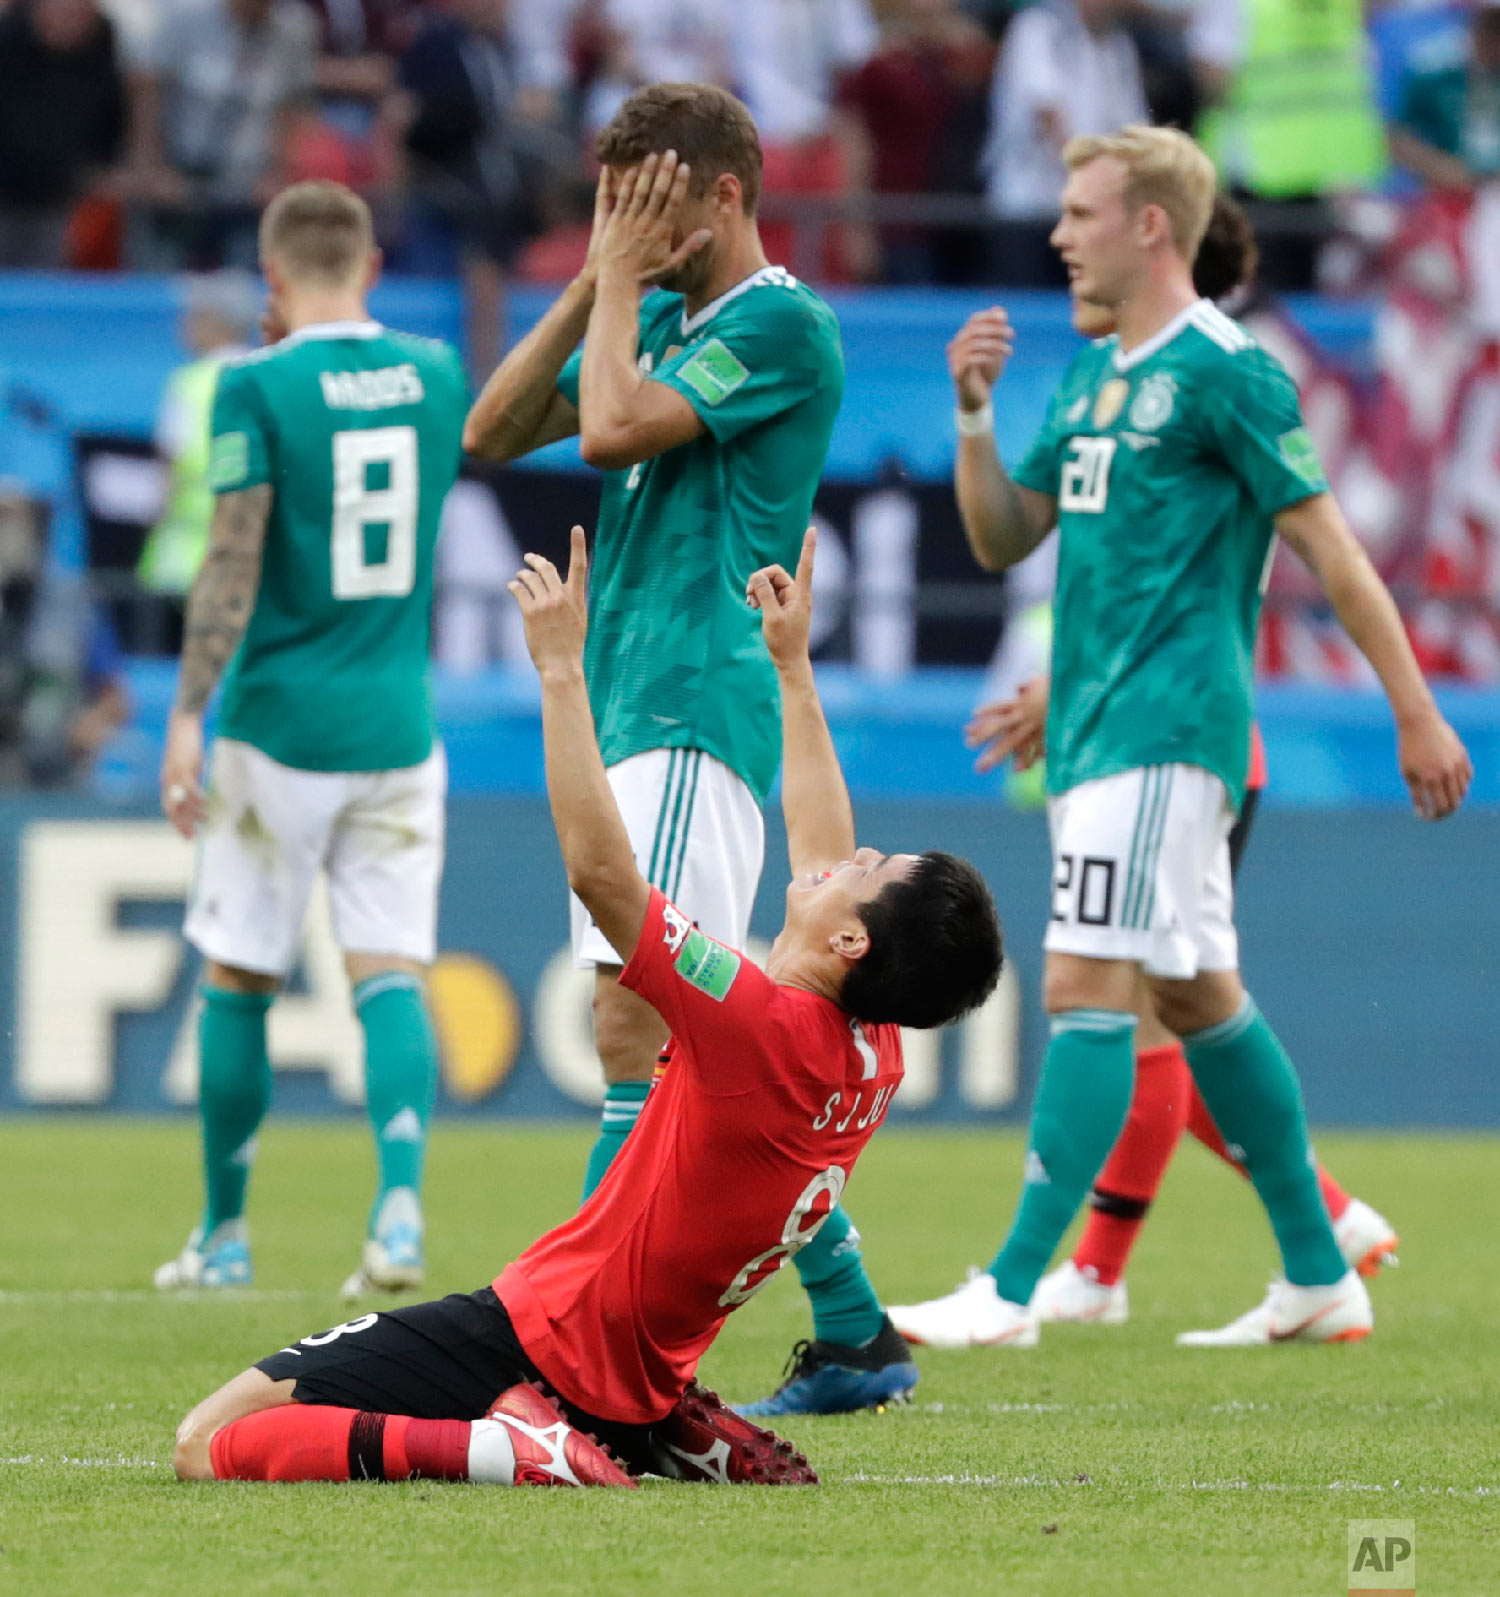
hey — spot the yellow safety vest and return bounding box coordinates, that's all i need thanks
[137,356,225,595]
[1202,0,1386,198]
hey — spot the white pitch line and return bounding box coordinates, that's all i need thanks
[0,1458,1493,1498]
[0,1289,324,1305]
[842,1474,1497,1496]
[914,1400,1136,1416]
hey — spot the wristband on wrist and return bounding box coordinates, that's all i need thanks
[955,401,994,436]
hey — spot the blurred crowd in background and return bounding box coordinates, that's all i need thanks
[4,0,1500,787]
[4,0,1500,293]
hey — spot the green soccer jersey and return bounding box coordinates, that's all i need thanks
[1012,299,1328,809]
[558,265,844,805]
[206,320,468,772]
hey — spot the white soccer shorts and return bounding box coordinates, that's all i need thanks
[570,746,764,967]
[1042,763,1239,980]
[184,738,447,976]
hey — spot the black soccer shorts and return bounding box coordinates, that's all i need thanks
[255,1286,656,1466]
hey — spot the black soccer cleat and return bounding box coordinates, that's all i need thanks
[732,1314,919,1417]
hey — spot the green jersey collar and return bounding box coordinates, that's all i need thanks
[1112,298,1207,372]
[282,320,384,345]
[680,266,783,337]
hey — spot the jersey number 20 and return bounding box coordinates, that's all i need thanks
[1059,436,1116,513]
[332,425,418,599]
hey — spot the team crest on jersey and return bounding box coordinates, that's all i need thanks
[1128,373,1176,431]
[1092,378,1129,429]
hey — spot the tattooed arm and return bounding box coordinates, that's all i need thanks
[160,484,272,837]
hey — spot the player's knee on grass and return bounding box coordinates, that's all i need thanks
[173,1368,293,1481]
[173,1409,217,1481]
[205,960,280,998]
[592,968,669,1084]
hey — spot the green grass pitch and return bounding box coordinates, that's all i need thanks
[1,1120,1495,1596]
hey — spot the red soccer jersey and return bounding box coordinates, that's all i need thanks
[496,889,904,1426]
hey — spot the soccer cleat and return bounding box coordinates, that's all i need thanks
[1176,1269,1374,1347]
[733,1315,919,1417]
[1032,1260,1129,1325]
[650,1382,818,1484]
[154,1221,251,1289]
[341,1188,425,1299]
[888,1268,1038,1349]
[479,1382,637,1488]
[1334,1197,1399,1278]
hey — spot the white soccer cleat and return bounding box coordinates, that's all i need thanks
[1176,1269,1373,1347]
[1334,1197,1399,1278]
[341,1187,425,1299]
[888,1268,1038,1349]
[1031,1260,1129,1325]
[154,1221,251,1289]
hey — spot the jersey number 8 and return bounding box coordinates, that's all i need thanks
[717,1165,848,1308]
[332,425,419,600]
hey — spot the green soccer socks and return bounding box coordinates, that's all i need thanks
[794,1204,887,1348]
[355,971,440,1235]
[580,1080,651,1202]
[988,1009,1138,1306]
[1183,994,1346,1287]
[198,985,274,1235]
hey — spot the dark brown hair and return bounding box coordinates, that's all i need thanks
[596,83,763,213]
[1193,191,1259,302]
[259,181,374,284]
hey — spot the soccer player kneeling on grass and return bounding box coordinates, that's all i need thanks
[172,528,1003,1488]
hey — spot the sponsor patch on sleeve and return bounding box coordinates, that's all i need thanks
[674,338,750,407]
[1277,426,1324,487]
[208,431,249,491]
[673,928,741,1001]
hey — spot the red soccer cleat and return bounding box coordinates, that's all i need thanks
[484,1382,638,1488]
[652,1381,819,1485]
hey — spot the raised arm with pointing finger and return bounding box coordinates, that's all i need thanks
[507,526,650,967]
[746,529,856,878]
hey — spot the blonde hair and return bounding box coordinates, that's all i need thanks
[259,181,374,285]
[1063,125,1217,262]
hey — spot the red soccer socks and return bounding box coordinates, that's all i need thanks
[208,1385,635,1488]
[1072,1043,1192,1287]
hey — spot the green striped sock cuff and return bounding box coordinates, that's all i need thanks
[1183,993,1258,1050]
[600,1081,650,1127]
[353,971,423,1010]
[1050,1008,1138,1038]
